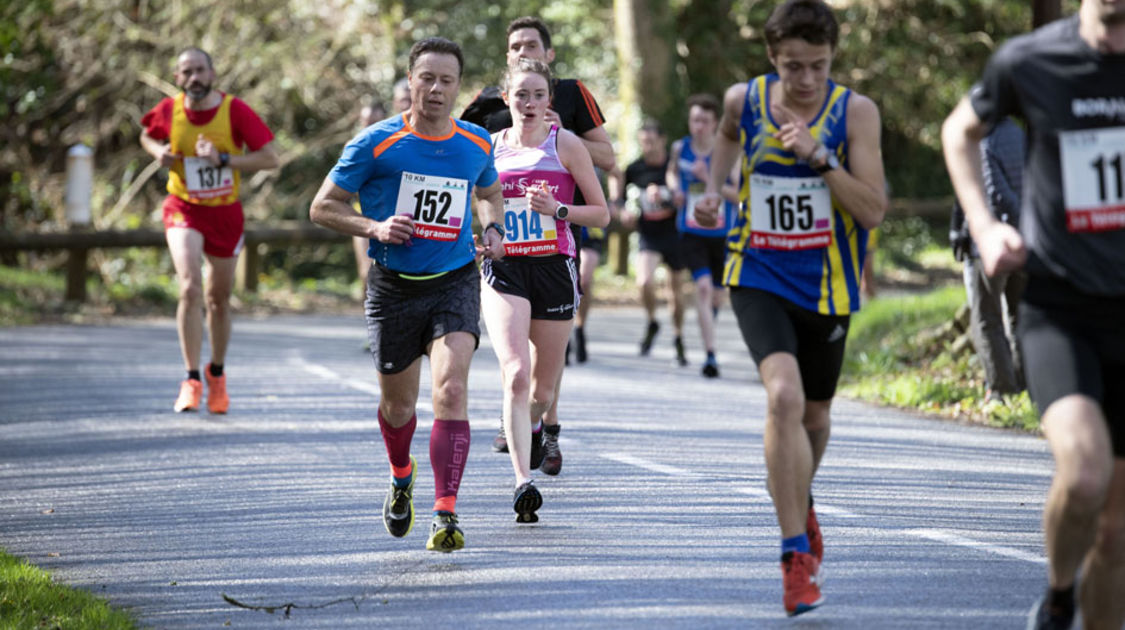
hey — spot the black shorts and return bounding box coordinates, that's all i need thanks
[730,287,850,401]
[680,233,726,287]
[364,261,480,374]
[638,229,685,271]
[580,225,606,257]
[481,254,579,321]
[1019,275,1125,456]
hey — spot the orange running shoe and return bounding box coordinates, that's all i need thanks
[781,550,823,617]
[204,364,229,414]
[807,501,823,565]
[174,379,202,412]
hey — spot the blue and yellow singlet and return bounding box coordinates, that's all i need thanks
[723,74,869,315]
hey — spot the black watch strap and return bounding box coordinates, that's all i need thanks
[219,153,230,168]
[485,222,504,239]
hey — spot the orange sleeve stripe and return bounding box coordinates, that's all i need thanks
[372,129,411,160]
[576,81,605,127]
[455,126,492,155]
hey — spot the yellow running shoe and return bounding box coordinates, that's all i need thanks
[173,379,202,412]
[426,512,464,552]
[204,364,228,414]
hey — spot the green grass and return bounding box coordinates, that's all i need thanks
[0,549,139,629]
[840,284,1040,431]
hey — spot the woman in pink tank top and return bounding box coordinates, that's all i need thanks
[480,58,609,523]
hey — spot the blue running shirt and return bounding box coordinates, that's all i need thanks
[724,74,868,315]
[675,136,735,238]
[330,114,498,274]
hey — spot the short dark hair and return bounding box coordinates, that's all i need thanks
[408,37,464,78]
[507,16,552,51]
[177,46,213,70]
[764,0,839,50]
[639,118,664,136]
[502,57,554,99]
[686,93,721,118]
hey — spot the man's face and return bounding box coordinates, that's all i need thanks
[1090,0,1125,23]
[687,105,717,142]
[507,27,555,66]
[174,51,215,101]
[767,38,834,109]
[638,129,665,160]
[408,52,462,121]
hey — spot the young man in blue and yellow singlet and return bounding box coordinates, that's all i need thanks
[310,38,506,553]
[695,0,887,617]
[140,47,279,415]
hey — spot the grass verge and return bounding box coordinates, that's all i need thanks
[0,549,139,629]
[840,284,1039,432]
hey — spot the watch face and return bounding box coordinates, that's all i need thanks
[556,205,568,219]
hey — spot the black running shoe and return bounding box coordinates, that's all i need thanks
[513,480,542,523]
[541,424,562,476]
[701,354,720,378]
[426,511,464,552]
[1026,595,1075,630]
[639,320,659,356]
[674,336,688,367]
[491,421,508,453]
[575,327,588,363]
[381,455,416,538]
[529,425,544,470]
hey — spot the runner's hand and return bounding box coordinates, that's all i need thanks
[976,220,1026,276]
[773,103,817,160]
[544,109,561,128]
[373,215,414,245]
[693,192,721,228]
[478,226,505,261]
[157,146,178,167]
[527,182,558,217]
[195,134,221,166]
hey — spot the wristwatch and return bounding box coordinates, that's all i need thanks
[553,204,570,220]
[219,152,230,168]
[485,222,504,240]
[809,144,838,174]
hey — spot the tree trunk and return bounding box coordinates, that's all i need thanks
[1032,0,1062,28]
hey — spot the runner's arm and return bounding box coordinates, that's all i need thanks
[666,139,685,208]
[226,140,280,173]
[824,94,886,231]
[696,83,746,226]
[140,129,177,167]
[474,180,505,259]
[557,129,610,228]
[578,125,616,172]
[309,177,411,245]
[942,96,1026,275]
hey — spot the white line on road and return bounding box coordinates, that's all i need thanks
[602,452,1046,565]
[294,356,433,413]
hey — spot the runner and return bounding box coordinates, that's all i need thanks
[621,121,688,366]
[695,0,887,616]
[480,58,609,522]
[667,93,740,378]
[464,16,615,476]
[941,2,1125,627]
[309,37,505,553]
[139,47,279,415]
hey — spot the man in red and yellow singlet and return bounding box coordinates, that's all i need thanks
[140,47,278,415]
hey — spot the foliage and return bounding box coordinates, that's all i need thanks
[0,548,139,629]
[840,284,1038,431]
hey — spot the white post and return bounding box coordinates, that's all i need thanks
[65,144,93,226]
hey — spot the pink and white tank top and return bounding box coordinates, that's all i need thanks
[492,126,578,257]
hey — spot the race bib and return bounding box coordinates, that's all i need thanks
[1059,126,1125,233]
[748,174,833,250]
[183,157,234,199]
[395,171,469,241]
[502,196,559,256]
[686,182,724,230]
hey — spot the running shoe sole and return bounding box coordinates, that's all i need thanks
[426,519,464,552]
[382,455,416,538]
[513,481,542,523]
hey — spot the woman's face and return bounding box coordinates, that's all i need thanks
[507,71,551,127]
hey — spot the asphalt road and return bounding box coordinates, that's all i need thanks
[0,306,1052,629]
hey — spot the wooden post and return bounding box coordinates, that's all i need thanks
[236,243,260,293]
[65,248,88,302]
[610,229,630,276]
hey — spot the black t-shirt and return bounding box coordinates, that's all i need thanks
[970,15,1125,295]
[624,156,677,238]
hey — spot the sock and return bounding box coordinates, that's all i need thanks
[706,351,716,361]
[187,370,201,382]
[782,533,811,555]
[1046,585,1075,617]
[544,423,560,436]
[392,463,414,489]
[532,420,543,434]
[208,363,223,377]
[430,419,470,514]
[377,409,416,478]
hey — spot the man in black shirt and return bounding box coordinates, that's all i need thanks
[620,120,687,365]
[943,2,1125,628]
